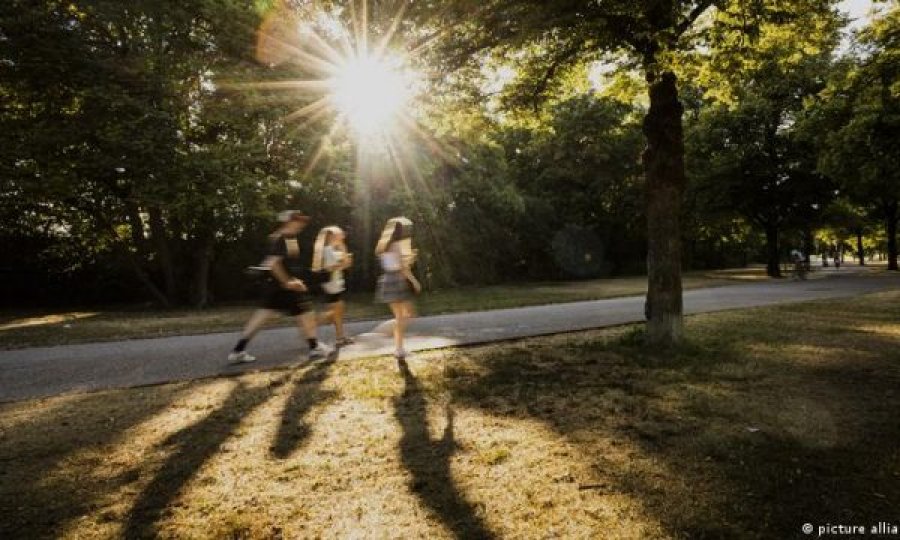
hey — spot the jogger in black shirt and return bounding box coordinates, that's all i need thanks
[229,210,330,362]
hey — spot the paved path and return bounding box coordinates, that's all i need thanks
[1,271,897,403]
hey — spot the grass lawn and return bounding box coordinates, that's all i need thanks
[0,289,897,538]
[0,268,774,349]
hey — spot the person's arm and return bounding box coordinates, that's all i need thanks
[264,255,307,292]
[400,258,421,293]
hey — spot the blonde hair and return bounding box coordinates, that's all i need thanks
[311,225,343,272]
[375,217,412,256]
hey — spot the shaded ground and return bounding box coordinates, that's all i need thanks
[0,268,778,349]
[0,289,897,538]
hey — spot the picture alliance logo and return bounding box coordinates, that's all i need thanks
[804,522,900,536]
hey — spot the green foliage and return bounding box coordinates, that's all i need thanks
[0,0,353,306]
[4,0,898,309]
[682,2,842,275]
[806,3,900,267]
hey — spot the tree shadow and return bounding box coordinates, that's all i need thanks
[0,384,189,539]
[270,352,339,459]
[394,357,494,540]
[439,303,900,538]
[124,377,285,539]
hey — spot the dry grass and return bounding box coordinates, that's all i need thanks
[0,270,755,349]
[1,289,898,539]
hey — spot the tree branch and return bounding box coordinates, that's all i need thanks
[528,41,585,109]
[676,0,718,37]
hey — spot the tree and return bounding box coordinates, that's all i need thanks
[0,0,346,306]
[819,198,877,264]
[409,0,737,344]
[410,0,848,343]
[686,64,836,277]
[496,96,645,278]
[812,5,900,270]
[680,0,841,276]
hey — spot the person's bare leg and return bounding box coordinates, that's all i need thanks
[229,309,275,361]
[317,309,333,326]
[333,300,345,340]
[298,311,318,340]
[242,309,275,339]
[389,302,406,354]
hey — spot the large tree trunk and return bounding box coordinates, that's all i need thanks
[642,70,685,345]
[192,236,214,308]
[856,228,865,266]
[803,228,814,266]
[887,204,898,271]
[148,207,178,303]
[125,251,171,307]
[93,208,170,307]
[765,224,781,278]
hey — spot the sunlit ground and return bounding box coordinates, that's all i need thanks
[0,312,99,332]
[1,291,898,538]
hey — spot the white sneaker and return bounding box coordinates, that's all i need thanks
[393,348,408,360]
[308,343,331,359]
[228,351,256,363]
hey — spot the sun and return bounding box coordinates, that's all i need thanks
[244,2,459,179]
[329,54,412,138]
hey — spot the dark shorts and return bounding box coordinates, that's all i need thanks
[262,285,313,316]
[324,291,345,304]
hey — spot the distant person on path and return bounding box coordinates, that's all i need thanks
[375,217,421,360]
[834,251,841,270]
[228,210,330,363]
[312,225,354,347]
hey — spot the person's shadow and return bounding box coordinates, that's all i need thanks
[270,352,338,459]
[394,358,493,539]
[124,378,283,538]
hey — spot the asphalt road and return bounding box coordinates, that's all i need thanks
[1,270,897,403]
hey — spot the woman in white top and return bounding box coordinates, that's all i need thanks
[375,217,421,359]
[312,226,354,346]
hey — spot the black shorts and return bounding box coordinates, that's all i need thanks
[324,291,345,304]
[262,285,313,316]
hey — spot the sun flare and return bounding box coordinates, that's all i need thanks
[329,54,412,137]
[244,2,459,182]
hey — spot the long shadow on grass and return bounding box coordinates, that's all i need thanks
[124,378,285,538]
[394,358,494,540]
[0,385,189,539]
[271,354,338,459]
[441,299,900,539]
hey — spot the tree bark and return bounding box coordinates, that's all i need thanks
[887,204,898,271]
[803,228,813,266]
[642,70,685,345]
[765,224,781,278]
[191,234,214,308]
[124,250,171,307]
[148,207,178,303]
[90,207,170,307]
[856,228,865,266]
[126,204,147,252]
